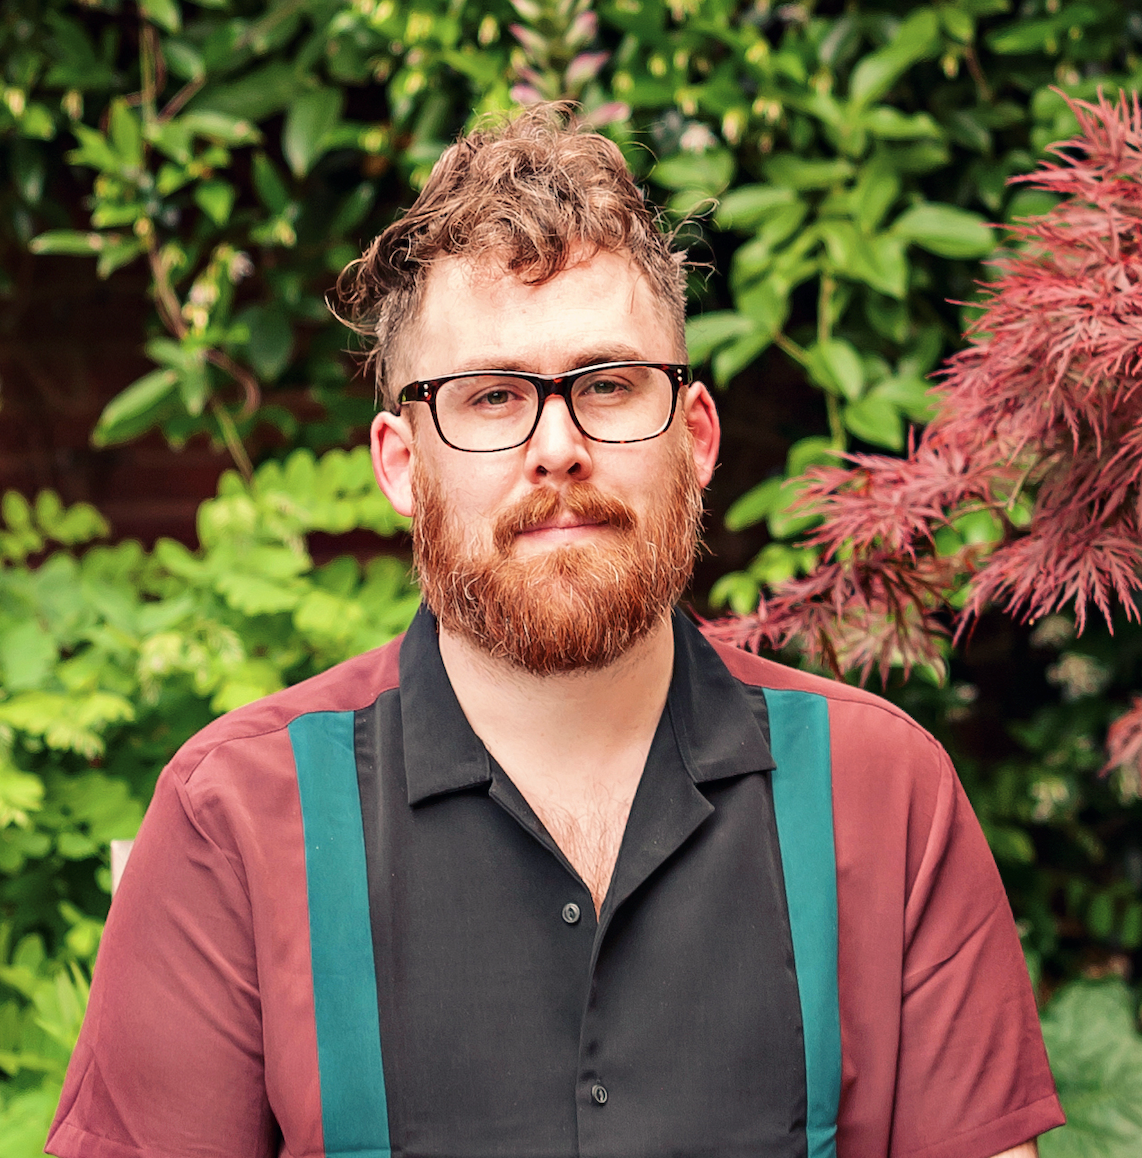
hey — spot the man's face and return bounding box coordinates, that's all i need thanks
[371,249,720,673]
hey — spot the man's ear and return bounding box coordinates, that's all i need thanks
[370,410,415,518]
[682,381,720,489]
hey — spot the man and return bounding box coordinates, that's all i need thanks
[49,107,1063,1158]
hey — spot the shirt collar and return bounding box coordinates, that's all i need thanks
[667,610,776,783]
[399,605,493,805]
[398,604,774,807]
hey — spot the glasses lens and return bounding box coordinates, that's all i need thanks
[434,376,539,451]
[571,365,674,443]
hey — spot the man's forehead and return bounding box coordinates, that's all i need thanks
[405,249,676,377]
[422,247,644,301]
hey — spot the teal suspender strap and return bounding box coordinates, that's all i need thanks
[763,689,842,1158]
[289,711,391,1158]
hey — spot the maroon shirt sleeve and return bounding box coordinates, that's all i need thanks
[712,643,1066,1158]
[887,746,1064,1158]
[46,763,283,1158]
[46,648,403,1153]
[46,643,402,1158]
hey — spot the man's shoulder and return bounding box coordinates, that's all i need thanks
[706,636,944,759]
[167,632,406,787]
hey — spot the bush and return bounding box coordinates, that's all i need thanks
[0,453,416,1147]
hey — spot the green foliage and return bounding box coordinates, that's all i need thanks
[0,455,416,1141]
[3,0,1136,477]
[1040,980,1142,1156]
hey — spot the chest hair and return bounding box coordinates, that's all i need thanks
[525,788,634,915]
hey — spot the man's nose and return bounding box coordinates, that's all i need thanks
[523,394,594,480]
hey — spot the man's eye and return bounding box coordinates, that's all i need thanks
[475,388,516,407]
[582,378,627,396]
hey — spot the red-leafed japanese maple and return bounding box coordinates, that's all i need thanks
[708,91,1142,778]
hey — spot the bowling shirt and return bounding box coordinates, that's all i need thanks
[48,607,1064,1158]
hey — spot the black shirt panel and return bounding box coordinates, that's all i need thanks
[354,608,806,1158]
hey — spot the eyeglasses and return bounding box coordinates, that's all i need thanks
[396,362,690,453]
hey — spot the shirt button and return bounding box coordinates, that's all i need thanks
[561,902,581,925]
[591,1083,608,1105]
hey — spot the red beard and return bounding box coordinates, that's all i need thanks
[411,442,704,674]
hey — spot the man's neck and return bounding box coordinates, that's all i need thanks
[437,615,676,911]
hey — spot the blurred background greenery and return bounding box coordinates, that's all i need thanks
[2,0,1142,1152]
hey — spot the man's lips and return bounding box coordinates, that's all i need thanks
[491,486,636,553]
[517,516,607,535]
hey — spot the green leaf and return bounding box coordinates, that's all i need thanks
[862,107,942,141]
[140,0,181,33]
[872,374,937,424]
[1040,980,1142,1158]
[864,292,911,343]
[892,203,995,258]
[747,542,818,587]
[241,304,292,382]
[1122,903,1142,950]
[0,766,45,828]
[92,370,179,447]
[108,100,143,169]
[252,153,290,214]
[193,61,298,122]
[20,104,55,141]
[0,621,57,693]
[725,476,785,532]
[708,571,761,615]
[685,311,753,364]
[984,823,1036,864]
[735,278,791,337]
[179,111,260,146]
[883,140,950,174]
[96,237,146,278]
[1005,188,1060,222]
[714,185,796,231]
[214,573,302,615]
[768,479,817,539]
[330,183,377,235]
[732,203,811,279]
[283,87,345,177]
[763,155,854,190]
[712,326,775,387]
[177,363,210,417]
[2,491,33,532]
[652,149,735,195]
[806,338,865,401]
[988,18,1066,55]
[29,231,102,257]
[165,38,205,82]
[67,125,119,173]
[953,509,1003,545]
[844,394,905,450]
[940,6,975,42]
[944,109,992,154]
[194,180,236,227]
[819,220,908,298]
[851,155,902,232]
[786,436,838,476]
[849,10,940,107]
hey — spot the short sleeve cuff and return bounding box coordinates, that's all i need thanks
[897,1090,1066,1158]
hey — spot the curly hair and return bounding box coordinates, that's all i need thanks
[334,103,688,410]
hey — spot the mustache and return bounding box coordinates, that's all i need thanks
[492,486,637,554]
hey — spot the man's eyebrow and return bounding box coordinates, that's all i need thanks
[442,345,668,376]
